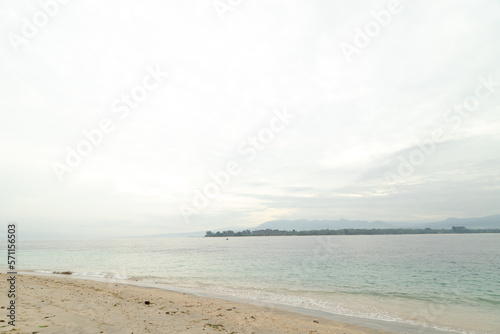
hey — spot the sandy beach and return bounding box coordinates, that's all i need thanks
[0,273,394,334]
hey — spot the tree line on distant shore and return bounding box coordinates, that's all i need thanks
[205,226,500,237]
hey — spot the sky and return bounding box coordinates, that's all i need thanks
[1,0,499,239]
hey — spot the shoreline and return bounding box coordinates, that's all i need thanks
[1,273,392,334]
[1,272,454,334]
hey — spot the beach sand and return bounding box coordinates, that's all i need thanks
[0,273,393,334]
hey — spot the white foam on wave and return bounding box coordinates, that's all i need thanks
[66,271,131,280]
[26,271,493,334]
[33,270,54,274]
[164,283,486,334]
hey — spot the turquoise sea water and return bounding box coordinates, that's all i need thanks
[5,234,500,333]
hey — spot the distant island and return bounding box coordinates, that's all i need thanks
[205,226,500,237]
[130,215,500,238]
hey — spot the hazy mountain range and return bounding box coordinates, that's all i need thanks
[132,214,500,238]
[256,215,500,230]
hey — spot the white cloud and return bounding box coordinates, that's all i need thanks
[1,0,499,238]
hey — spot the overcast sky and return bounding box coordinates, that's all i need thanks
[1,0,499,239]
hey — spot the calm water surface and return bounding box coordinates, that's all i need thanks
[7,234,500,333]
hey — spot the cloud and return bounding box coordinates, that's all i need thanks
[1,0,499,238]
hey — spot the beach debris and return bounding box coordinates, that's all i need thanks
[144,301,151,305]
[43,315,55,318]
[39,325,48,327]
[204,323,224,330]
[313,320,319,323]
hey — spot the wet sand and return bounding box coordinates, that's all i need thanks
[0,273,395,334]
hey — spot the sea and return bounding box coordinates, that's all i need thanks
[5,234,500,333]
